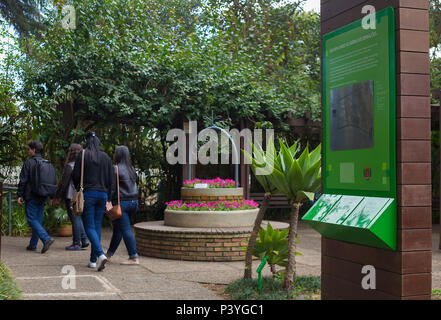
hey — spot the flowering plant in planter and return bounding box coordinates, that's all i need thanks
[183,177,238,188]
[165,200,258,211]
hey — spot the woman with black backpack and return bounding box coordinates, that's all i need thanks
[105,146,139,265]
[72,132,114,271]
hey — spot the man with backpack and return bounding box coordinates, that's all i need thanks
[17,140,57,253]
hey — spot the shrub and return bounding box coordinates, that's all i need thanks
[1,196,29,236]
[243,222,301,276]
[225,276,320,300]
[0,262,23,300]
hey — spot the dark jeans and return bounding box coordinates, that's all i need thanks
[25,197,51,248]
[65,199,88,246]
[81,191,107,263]
[107,200,139,259]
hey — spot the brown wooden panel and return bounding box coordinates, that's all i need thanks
[398,74,430,96]
[322,255,431,297]
[397,229,433,251]
[397,185,431,207]
[397,96,430,118]
[321,0,398,35]
[402,273,431,296]
[323,238,432,274]
[322,255,403,296]
[398,0,429,10]
[398,206,432,229]
[398,163,431,185]
[397,8,429,31]
[397,30,430,53]
[397,140,431,162]
[401,251,432,274]
[398,52,430,74]
[397,118,431,140]
[322,238,402,274]
[321,0,369,22]
[322,273,399,300]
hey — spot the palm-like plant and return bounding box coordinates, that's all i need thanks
[242,137,278,279]
[253,222,290,276]
[268,140,321,290]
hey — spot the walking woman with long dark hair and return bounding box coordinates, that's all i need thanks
[72,132,114,271]
[106,146,139,265]
[55,143,89,251]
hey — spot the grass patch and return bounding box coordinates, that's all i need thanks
[0,262,23,300]
[224,276,321,300]
[432,289,441,300]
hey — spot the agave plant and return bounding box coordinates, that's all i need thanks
[267,140,321,290]
[241,137,278,279]
[252,222,293,276]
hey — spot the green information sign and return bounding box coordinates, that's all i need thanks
[302,8,397,250]
[323,7,396,198]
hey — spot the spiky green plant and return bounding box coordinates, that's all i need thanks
[267,140,321,290]
[241,137,279,279]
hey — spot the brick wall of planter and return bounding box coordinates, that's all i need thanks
[135,227,249,262]
[182,195,243,202]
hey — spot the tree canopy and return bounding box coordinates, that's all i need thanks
[1,0,321,203]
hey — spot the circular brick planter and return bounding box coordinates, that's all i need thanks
[164,208,259,228]
[181,187,243,202]
[134,220,289,262]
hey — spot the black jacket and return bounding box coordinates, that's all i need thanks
[72,149,114,200]
[112,164,138,203]
[17,154,47,201]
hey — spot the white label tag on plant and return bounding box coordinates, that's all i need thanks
[194,183,209,189]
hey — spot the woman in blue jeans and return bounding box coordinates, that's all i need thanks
[106,146,139,265]
[56,143,89,251]
[72,132,114,271]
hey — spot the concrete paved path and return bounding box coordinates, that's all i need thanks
[1,222,439,300]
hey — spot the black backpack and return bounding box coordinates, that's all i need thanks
[32,158,58,197]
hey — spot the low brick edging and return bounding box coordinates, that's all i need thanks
[134,220,289,262]
[135,222,249,261]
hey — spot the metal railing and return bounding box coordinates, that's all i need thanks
[2,185,18,236]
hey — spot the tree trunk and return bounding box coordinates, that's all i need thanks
[269,263,277,276]
[243,192,272,279]
[283,201,302,290]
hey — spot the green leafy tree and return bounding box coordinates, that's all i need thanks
[0,19,29,176]
[0,0,46,37]
[15,0,321,202]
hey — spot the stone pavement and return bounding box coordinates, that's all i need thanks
[0,221,439,300]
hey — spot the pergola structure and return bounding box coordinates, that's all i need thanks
[181,115,321,209]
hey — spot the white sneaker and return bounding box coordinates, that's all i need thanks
[97,254,108,272]
[88,262,96,268]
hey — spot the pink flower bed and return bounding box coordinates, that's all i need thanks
[165,200,259,211]
[183,177,238,188]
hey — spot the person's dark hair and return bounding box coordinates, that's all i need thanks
[114,146,136,181]
[68,143,82,162]
[28,140,44,155]
[85,132,101,163]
